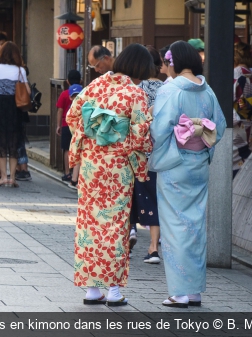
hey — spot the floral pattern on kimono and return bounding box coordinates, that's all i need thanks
[66,72,153,287]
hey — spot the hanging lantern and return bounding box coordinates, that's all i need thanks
[56,23,84,50]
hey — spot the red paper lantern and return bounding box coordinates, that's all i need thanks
[56,23,84,50]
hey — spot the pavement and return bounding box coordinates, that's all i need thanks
[1,138,252,316]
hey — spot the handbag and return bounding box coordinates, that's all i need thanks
[15,68,32,111]
[28,83,42,113]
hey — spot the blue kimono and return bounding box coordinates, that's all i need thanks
[148,76,226,296]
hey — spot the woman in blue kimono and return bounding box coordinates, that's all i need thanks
[148,41,226,308]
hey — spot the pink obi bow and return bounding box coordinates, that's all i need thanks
[174,114,217,148]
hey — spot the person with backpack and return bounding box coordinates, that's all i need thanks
[233,41,252,178]
[0,42,30,187]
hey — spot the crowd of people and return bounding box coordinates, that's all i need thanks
[5,31,252,308]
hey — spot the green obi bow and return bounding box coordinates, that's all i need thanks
[82,102,130,146]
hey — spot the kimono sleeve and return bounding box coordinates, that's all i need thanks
[123,88,153,181]
[148,87,183,172]
[207,87,227,163]
[209,89,227,144]
[129,89,153,153]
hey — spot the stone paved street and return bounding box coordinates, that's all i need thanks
[1,167,252,314]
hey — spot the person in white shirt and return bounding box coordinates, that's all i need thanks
[0,41,30,187]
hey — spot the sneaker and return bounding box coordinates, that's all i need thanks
[68,180,78,190]
[129,250,132,259]
[62,173,72,182]
[144,251,160,264]
[15,170,32,181]
[23,171,32,181]
[129,230,137,250]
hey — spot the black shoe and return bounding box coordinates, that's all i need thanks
[15,170,32,181]
[144,251,160,264]
[129,232,137,250]
[62,173,72,182]
[68,180,78,190]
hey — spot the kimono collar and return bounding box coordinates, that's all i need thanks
[172,75,207,92]
[102,71,135,86]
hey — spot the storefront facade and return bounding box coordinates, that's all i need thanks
[0,0,250,136]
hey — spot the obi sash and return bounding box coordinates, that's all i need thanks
[68,101,148,182]
[174,114,217,150]
[82,101,130,146]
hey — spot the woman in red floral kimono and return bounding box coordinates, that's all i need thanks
[66,43,154,306]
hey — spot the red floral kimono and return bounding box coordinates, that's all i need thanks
[66,72,153,288]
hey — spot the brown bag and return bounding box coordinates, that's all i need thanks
[15,69,32,111]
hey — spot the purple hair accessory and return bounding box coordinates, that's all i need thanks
[164,50,174,66]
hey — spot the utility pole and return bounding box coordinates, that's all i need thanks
[84,0,92,87]
[21,0,27,64]
[204,0,234,268]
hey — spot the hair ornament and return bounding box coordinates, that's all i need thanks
[164,50,174,66]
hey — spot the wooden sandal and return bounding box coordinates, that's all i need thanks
[107,296,128,306]
[162,297,188,308]
[83,294,107,305]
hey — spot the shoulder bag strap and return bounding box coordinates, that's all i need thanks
[18,67,25,82]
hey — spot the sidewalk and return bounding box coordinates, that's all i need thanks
[1,138,252,315]
[26,138,252,270]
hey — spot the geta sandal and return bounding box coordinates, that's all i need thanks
[107,296,128,306]
[83,294,107,305]
[188,300,201,306]
[162,297,188,308]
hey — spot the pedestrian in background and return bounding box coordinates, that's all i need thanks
[159,44,172,83]
[130,45,163,263]
[0,31,8,179]
[0,41,30,187]
[15,64,32,182]
[56,70,81,183]
[188,38,205,65]
[149,41,226,308]
[88,45,114,74]
[233,41,252,178]
[66,43,154,306]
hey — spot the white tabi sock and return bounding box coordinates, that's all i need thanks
[164,295,189,304]
[85,287,103,300]
[107,285,127,302]
[173,295,189,303]
[188,293,201,302]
